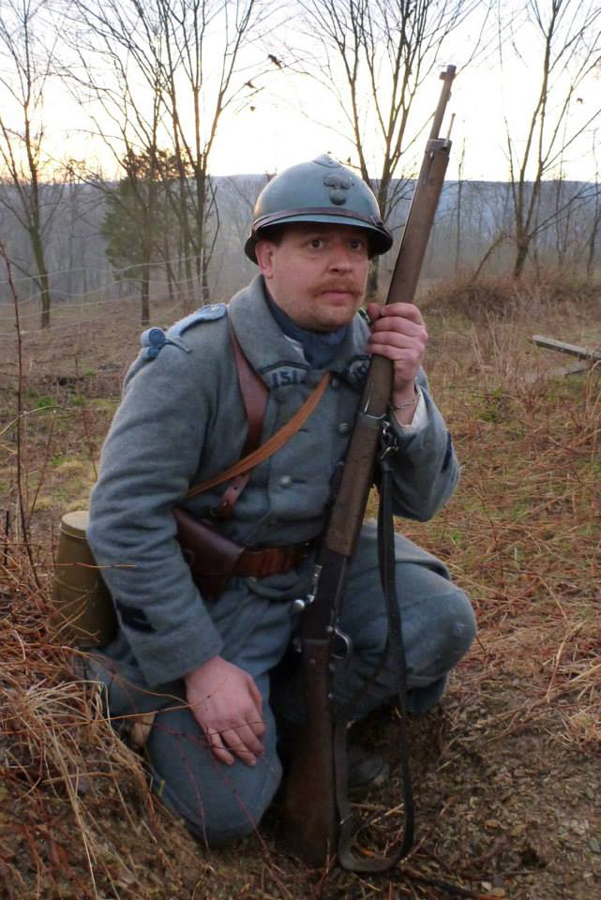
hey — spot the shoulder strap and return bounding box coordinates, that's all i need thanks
[229,321,268,456]
[185,370,330,502]
[210,322,269,517]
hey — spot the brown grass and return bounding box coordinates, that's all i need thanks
[0,273,600,898]
[422,272,601,328]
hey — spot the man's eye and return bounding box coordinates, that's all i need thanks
[309,238,324,249]
[350,239,365,250]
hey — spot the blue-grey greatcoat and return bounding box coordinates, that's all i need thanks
[87,274,475,846]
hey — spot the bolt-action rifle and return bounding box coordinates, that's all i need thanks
[281,65,456,871]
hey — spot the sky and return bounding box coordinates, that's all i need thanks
[43,50,599,185]
[4,0,601,185]
[204,60,600,182]
[205,3,601,184]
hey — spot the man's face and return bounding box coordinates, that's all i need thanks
[255,223,371,332]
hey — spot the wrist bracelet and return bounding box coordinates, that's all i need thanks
[390,396,419,411]
[390,384,419,411]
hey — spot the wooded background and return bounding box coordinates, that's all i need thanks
[1,0,600,328]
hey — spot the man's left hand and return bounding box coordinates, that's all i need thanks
[367,302,428,423]
[366,301,428,390]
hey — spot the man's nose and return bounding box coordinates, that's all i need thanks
[328,243,353,271]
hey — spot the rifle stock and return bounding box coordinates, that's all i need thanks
[281,547,349,864]
[281,65,456,869]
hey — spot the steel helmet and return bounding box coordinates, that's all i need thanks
[244,154,393,263]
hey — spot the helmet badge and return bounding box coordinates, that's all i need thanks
[323,173,353,206]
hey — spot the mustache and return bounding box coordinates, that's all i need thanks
[317,282,363,295]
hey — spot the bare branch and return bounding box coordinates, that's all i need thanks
[501,0,601,276]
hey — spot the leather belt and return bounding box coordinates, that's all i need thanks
[234,541,314,579]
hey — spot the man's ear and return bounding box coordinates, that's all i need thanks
[255,240,276,278]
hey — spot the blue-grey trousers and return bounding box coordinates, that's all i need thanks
[90,523,476,847]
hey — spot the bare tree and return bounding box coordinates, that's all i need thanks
[501,0,601,278]
[290,0,487,293]
[61,3,164,321]
[0,0,65,328]
[69,0,266,307]
[586,131,601,280]
[454,137,466,274]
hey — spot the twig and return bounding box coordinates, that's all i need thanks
[0,404,65,439]
[0,242,41,589]
[27,409,57,526]
[544,621,585,700]
[79,403,99,481]
[2,509,9,567]
[400,864,500,899]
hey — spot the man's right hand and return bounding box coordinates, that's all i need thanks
[184,656,265,767]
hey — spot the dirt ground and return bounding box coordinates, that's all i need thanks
[0,276,599,899]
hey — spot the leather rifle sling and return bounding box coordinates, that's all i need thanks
[338,457,476,890]
[335,447,415,871]
[184,319,331,504]
[212,322,269,517]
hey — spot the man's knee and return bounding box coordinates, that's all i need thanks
[146,710,282,847]
[156,763,282,847]
[438,587,476,665]
[410,587,476,682]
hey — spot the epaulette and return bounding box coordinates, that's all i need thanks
[167,303,227,339]
[140,303,227,360]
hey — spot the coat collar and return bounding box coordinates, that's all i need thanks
[227,274,370,390]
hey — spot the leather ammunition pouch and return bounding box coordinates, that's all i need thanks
[173,508,314,602]
[174,509,244,601]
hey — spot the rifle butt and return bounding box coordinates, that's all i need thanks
[280,640,339,866]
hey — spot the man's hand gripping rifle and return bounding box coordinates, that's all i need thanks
[281,65,456,872]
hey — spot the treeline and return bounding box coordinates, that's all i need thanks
[1,175,599,324]
[1,1,600,327]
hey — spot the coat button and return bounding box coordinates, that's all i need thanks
[338,422,350,434]
[330,377,340,389]
[279,475,293,487]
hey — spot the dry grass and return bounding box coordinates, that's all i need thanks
[0,539,207,899]
[409,315,601,752]
[0,274,600,898]
[422,272,601,328]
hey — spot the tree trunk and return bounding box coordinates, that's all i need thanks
[164,238,176,307]
[586,195,600,280]
[513,239,531,279]
[201,248,211,304]
[31,230,52,329]
[195,167,211,304]
[140,262,150,325]
[366,257,380,301]
[455,181,463,274]
[39,270,51,330]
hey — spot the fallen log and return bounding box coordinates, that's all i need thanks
[531,335,601,361]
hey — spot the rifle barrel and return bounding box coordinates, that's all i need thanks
[326,137,452,558]
[282,65,457,869]
[430,64,456,140]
